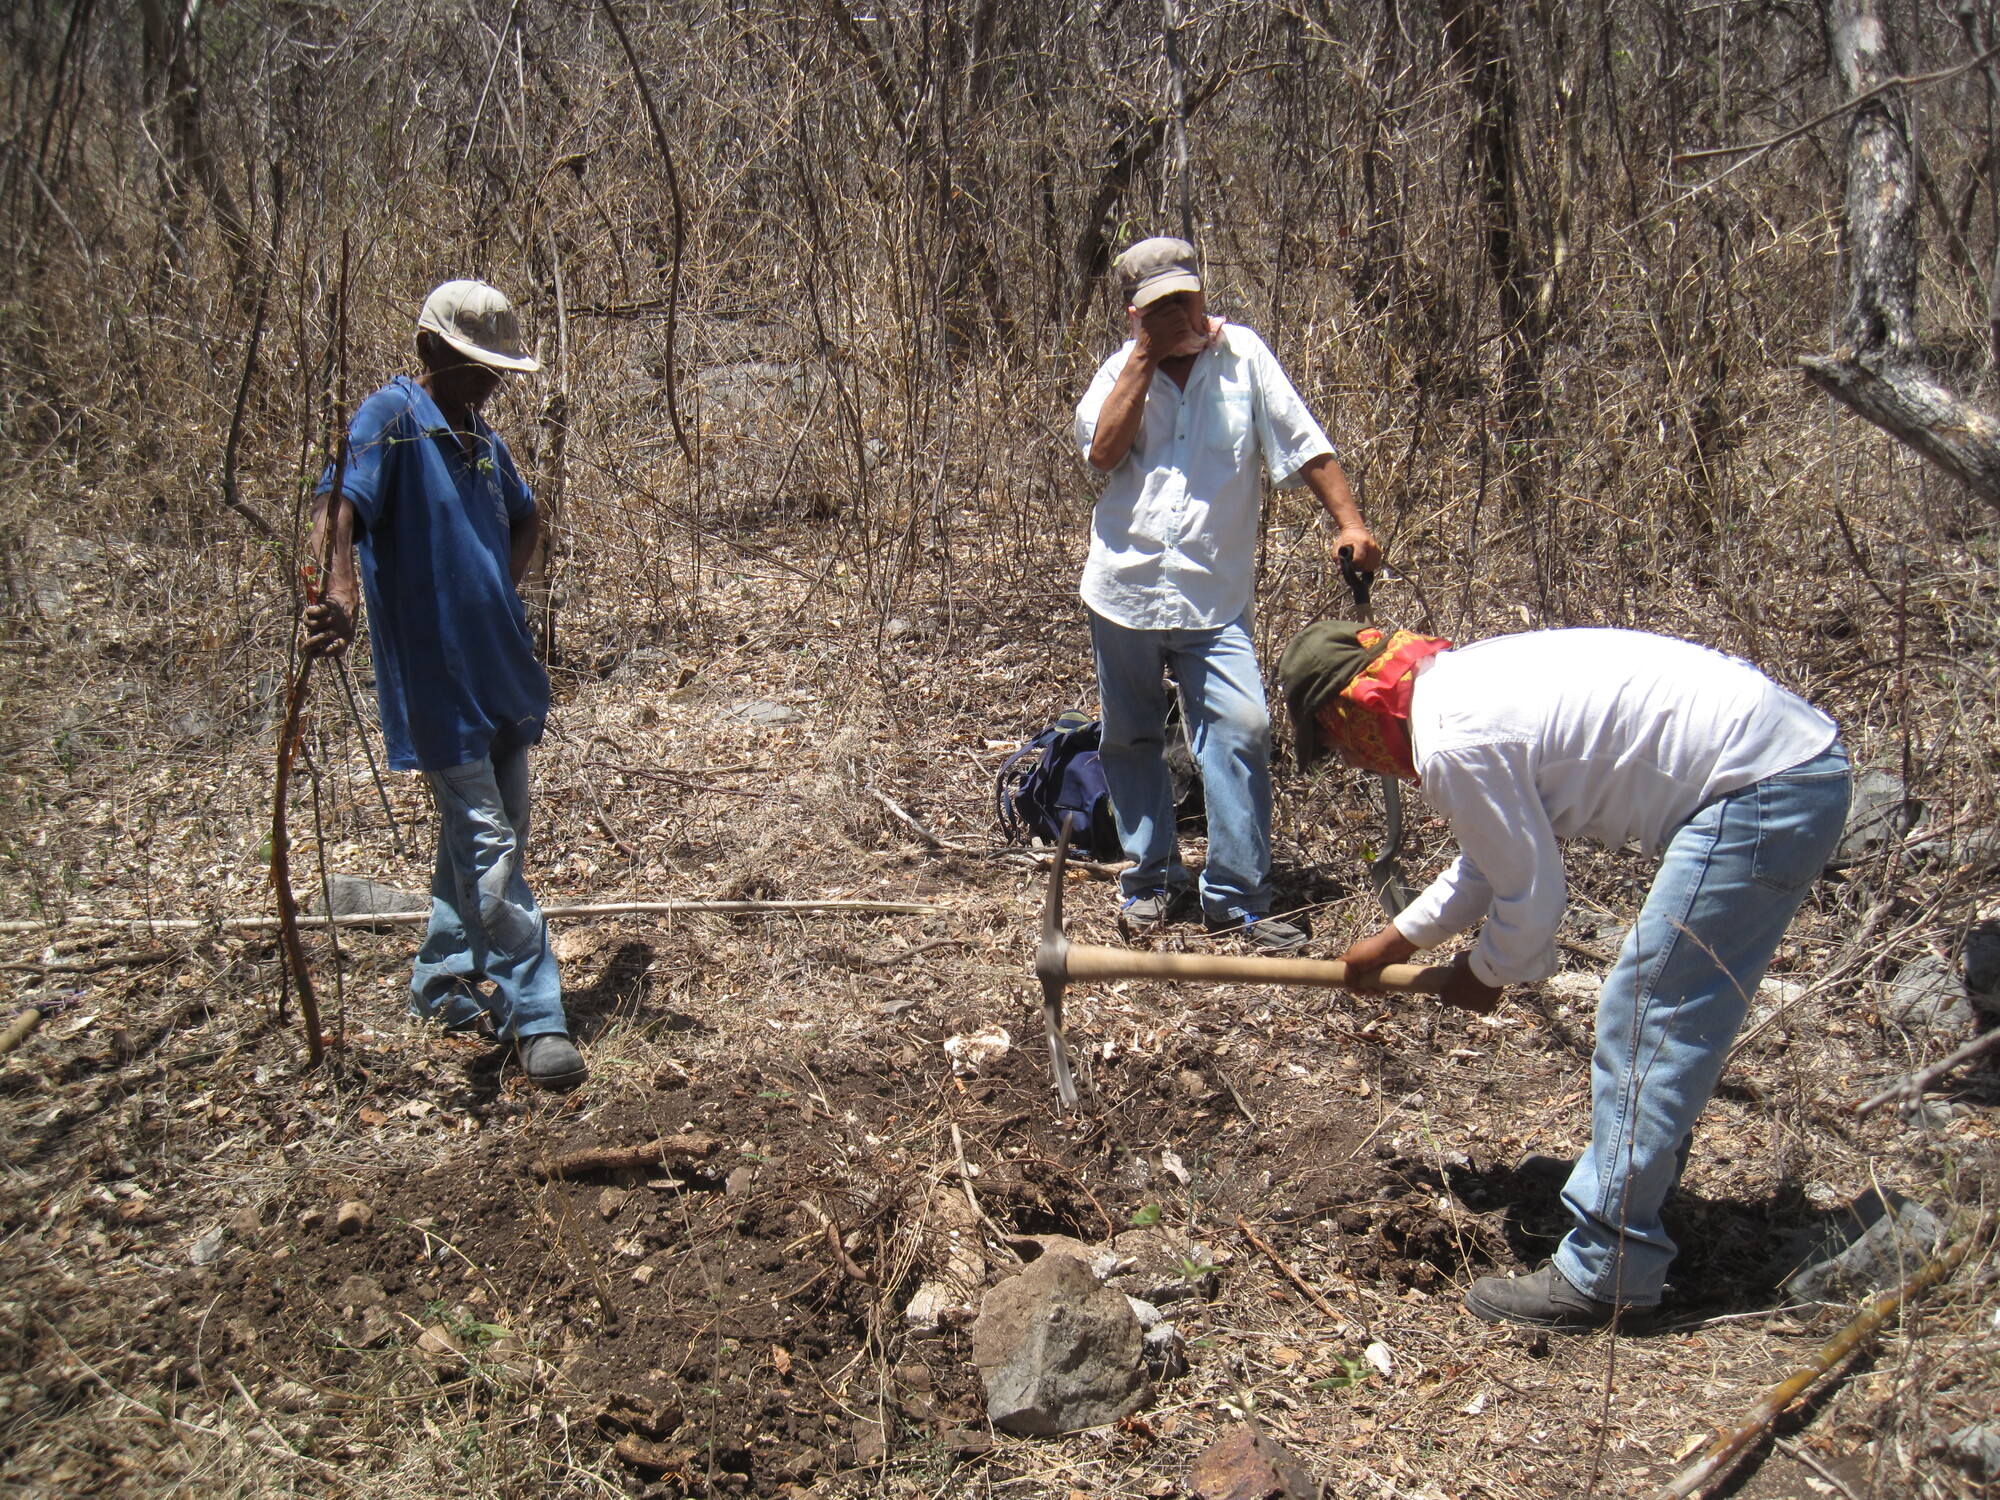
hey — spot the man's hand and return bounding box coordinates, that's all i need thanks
[1438,952,1504,1016]
[302,587,357,659]
[1337,923,1419,991]
[1334,524,1382,575]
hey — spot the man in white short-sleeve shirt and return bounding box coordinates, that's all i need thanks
[1074,237,1380,951]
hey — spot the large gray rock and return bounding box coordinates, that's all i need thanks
[1881,956,1977,1039]
[1771,1189,1944,1307]
[1964,920,2000,1006]
[310,874,428,924]
[1942,1423,2000,1479]
[970,1251,1150,1435]
[1836,769,1922,863]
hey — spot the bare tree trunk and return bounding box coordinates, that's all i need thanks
[1800,0,2000,510]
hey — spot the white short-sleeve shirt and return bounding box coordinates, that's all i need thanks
[1073,323,1334,631]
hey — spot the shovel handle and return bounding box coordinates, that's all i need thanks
[1063,942,1454,994]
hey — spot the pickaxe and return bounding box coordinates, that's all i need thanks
[1034,816,1456,1107]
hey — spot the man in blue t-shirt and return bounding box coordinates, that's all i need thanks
[306,280,584,1090]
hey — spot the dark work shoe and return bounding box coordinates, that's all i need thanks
[1464,1264,1651,1331]
[1119,886,1194,937]
[1207,913,1310,955]
[518,1033,588,1091]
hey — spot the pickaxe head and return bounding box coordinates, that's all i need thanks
[1033,815,1081,1109]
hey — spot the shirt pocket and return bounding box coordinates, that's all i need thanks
[1211,388,1256,465]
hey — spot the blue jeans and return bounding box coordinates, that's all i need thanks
[1089,608,1273,923]
[411,745,568,1040]
[1554,744,1850,1306]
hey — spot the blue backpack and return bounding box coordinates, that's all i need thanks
[996,711,1123,861]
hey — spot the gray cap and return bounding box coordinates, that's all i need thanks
[1112,237,1201,309]
[415,280,541,373]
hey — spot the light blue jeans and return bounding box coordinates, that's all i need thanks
[1555,744,1850,1306]
[1089,608,1273,924]
[411,745,567,1040]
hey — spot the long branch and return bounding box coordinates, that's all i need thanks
[598,0,692,464]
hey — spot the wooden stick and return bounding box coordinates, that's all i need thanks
[1648,1217,1987,1500]
[1238,1215,1372,1338]
[1853,1026,2000,1116]
[0,898,948,935]
[532,1132,722,1180]
[0,948,174,975]
[0,1007,46,1057]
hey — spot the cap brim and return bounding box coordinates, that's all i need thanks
[431,327,541,374]
[1131,272,1202,309]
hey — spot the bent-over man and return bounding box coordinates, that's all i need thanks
[306,280,585,1090]
[1076,237,1380,952]
[1280,624,1848,1327]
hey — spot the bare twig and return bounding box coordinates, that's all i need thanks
[1853,1027,2000,1117]
[1237,1215,1370,1338]
[0,898,949,934]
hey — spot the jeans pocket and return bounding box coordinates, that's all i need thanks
[1751,770,1851,893]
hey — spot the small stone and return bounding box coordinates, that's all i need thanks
[940,1429,992,1459]
[266,1380,317,1413]
[334,1201,373,1236]
[598,1187,630,1221]
[415,1324,463,1369]
[1175,1069,1210,1100]
[296,1206,326,1232]
[971,1251,1150,1435]
[335,1274,386,1311]
[904,1280,971,1332]
[725,1166,756,1198]
[228,1205,263,1242]
[632,1264,657,1286]
[729,699,802,729]
[356,1306,398,1349]
[850,1417,887,1467]
[1187,1425,1317,1500]
[613,1435,692,1478]
[188,1226,225,1266]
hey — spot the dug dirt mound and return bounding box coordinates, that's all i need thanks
[175,1030,1498,1494]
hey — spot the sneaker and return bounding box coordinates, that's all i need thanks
[1118,886,1194,937]
[518,1033,588,1091]
[1206,913,1310,954]
[1463,1263,1652,1331]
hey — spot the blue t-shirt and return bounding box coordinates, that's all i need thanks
[319,376,550,772]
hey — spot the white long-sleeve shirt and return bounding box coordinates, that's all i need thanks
[1392,629,1838,986]
[1073,324,1334,630]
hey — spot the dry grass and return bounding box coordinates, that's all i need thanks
[4,1,2000,1495]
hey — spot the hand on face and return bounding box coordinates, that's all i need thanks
[1128,290,1218,361]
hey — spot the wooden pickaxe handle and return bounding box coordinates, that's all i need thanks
[1062,942,1456,993]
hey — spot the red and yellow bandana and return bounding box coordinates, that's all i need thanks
[1312,628,1451,780]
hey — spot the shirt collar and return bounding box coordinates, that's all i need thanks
[395,374,490,443]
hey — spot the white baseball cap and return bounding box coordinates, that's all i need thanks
[414,280,541,373]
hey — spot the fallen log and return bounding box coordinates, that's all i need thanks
[1649,1214,1988,1500]
[532,1132,723,1181]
